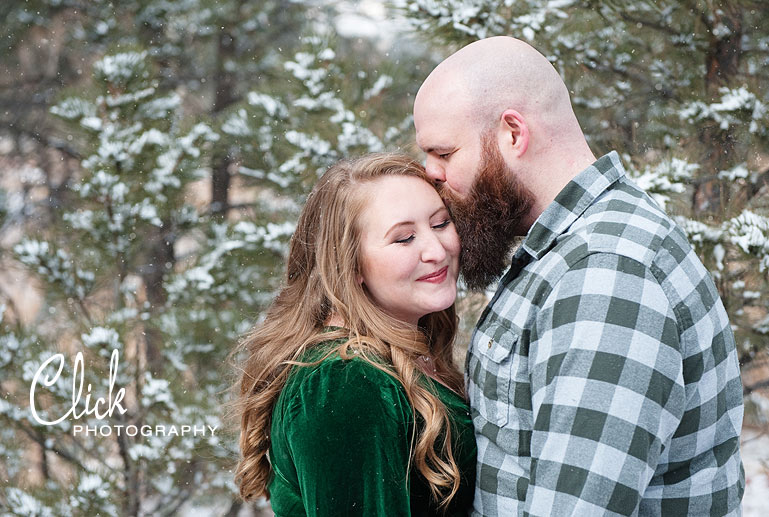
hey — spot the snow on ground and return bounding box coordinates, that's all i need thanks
[742,426,769,516]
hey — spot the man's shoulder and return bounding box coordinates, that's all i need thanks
[561,176,690,269]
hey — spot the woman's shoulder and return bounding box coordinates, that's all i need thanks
[277,339,410,422]
[288,340,402,393]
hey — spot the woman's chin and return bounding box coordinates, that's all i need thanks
[424,294,458,317]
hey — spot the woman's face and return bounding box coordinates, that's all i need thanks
[358,175,460,325]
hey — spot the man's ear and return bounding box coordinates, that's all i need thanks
[500,109,529,157]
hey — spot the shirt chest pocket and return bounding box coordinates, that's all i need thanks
[468,324,520,427]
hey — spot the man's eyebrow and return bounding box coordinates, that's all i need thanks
[422,145,453,155]
[415,138,450,155]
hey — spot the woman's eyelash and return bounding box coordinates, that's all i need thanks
[394,220,450,243]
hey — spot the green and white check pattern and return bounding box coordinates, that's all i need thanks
[467,152,745,516]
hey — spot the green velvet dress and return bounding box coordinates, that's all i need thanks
[268,339,477,516]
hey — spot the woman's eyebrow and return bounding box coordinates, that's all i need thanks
[383,207,448,239]
[384,220,414,240]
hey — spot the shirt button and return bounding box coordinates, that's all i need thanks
[488,339,493,349]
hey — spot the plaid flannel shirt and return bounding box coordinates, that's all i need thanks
[467,152,744,516]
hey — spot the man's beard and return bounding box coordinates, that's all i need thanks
[439,134,535,291]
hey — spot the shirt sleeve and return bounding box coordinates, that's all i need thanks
[524,252,686,516]
[282,358,414,517]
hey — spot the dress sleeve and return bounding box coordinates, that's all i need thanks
[282,358,414,516]
[524,252,686,516]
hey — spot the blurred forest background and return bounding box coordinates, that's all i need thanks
[1,0,768,515]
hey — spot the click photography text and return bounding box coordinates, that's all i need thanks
[29,348,218,438]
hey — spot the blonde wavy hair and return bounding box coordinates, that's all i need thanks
[229,153,465,510]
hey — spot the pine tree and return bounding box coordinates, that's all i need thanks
[2,48,232,515]
[1,1,430,514]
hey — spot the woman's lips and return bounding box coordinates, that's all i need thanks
[417,266,448,283]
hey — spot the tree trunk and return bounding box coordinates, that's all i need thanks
[211,29,237,217]
[117,430,140,517]
[694,3,743,215]
[140,223,176,377]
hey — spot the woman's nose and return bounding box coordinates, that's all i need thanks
[421,232,447,263]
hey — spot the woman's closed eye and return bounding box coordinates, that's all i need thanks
[393,220,450,244]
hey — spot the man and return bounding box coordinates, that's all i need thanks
[414,37,744,516]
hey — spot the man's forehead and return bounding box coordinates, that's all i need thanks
[413,88,443,124]
[415,101,475,149]
[413,120,447,153]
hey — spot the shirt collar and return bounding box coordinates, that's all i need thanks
[518,151,626,260]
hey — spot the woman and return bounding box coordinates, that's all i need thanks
[232,154,476,515]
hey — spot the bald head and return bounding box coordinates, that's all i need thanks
[414,37,596,225]
[415,37,572,134]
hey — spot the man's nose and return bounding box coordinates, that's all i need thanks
[424,157,446,184]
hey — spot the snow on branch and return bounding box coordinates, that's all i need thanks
[93,50,150,85]
[679,86,767,133]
